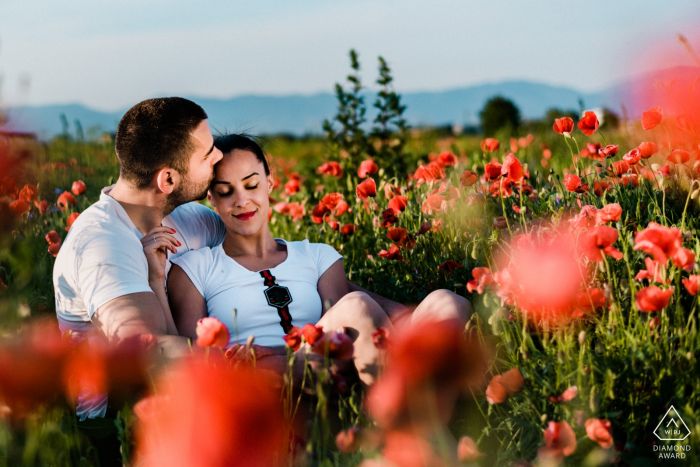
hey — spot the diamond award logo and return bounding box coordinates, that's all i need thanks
[654,406,691,441]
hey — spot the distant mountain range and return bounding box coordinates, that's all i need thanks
[0,79,640,139]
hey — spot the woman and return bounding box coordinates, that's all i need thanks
[143,134,471,386]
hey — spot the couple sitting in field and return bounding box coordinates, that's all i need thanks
[53,97,471,419]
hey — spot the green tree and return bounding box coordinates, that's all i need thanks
[480,96,521,137]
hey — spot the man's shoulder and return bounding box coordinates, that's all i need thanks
[60,201,141,256]
[169,201,218,222]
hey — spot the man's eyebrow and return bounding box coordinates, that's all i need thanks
[203,143,215,159]
[210,181,230,186]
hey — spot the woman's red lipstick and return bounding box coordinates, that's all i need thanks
[234,211,256,220]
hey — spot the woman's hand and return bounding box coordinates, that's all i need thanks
[225,344,278,365]
[141,226,180,284]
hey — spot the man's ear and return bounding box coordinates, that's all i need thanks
[155,167,180,195]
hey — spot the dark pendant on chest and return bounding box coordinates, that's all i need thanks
[260,270,294,333]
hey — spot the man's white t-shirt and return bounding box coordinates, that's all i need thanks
[53,185,225,419]
[170,239,342,347]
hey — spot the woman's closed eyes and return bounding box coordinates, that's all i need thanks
[215,184,259,197]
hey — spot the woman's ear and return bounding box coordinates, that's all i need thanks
[267,173,274,194]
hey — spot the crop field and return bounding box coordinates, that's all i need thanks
[0,53,699,466]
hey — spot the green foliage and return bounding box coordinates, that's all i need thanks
[480,96,521,137]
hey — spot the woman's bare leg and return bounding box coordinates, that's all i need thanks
[316,291,392,386]
[409,289,472,326]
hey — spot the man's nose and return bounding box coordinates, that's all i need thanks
[212,148,224,165]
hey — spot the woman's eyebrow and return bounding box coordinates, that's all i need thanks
[242,172,259,181]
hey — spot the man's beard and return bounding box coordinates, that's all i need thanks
[163,173,211,214]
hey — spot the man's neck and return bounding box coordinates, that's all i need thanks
[109,178,170,235]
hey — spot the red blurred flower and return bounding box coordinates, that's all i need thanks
[321,192,343,210]
[599,145,619,158]
[539,421,577,462]
[66,212,80,231]
[301,323,324,346]
[371,327,391,350]
[672,247,695,271]
[595,203,622,224]
[575,288,606,314]
[436,151,457,167]
[318,161,343,178]
[484,162,502,181]
[413,162,446,185]
[578,111,599,136]
[501,153,524,184]
[71,180,87,196]
[18,184,38,203]
[386,227,415,250]
[641,107,663,130]
[311,330,354,360]
[552,117,574,135]
[480,138,500,152]
[457,436,484,463]
[9,200,30,216]
[585,419,614,449]
[57,191,77,211]
[388,195,408,215]
[283,327,302,350]
[587,142,602,156]
[340,223,357,235]
[356,178,377,199]
[357,159,378,178]
[48,242,62,257]
[609,160,631,177]
[437,260,462,276]
[638,142,658,158]
[415,221,432,236]
[46,230,61,245]
[634,222,682,263]
[460,170,478,188]
[327,219,340,231]
[421,193,446,215]
[635,286,673,312]
[335,426,361,454]
[579,225,623,262]
[485,367,525,404]
[35,199,49,214]
[378,244,404,261]
[635,257,666,284]
[467,267,494,294]
[312,203,331,224]
[381,208,399,227]
[195,317,230,347]
[553,386,578,403]
[667,149,690,164]
[683,275,699,295]
[563,174,584,192]
[593,180,611,196]
[135,359,286,467]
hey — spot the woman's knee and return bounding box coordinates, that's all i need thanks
[413,289,471,324]
[333,291,387,326]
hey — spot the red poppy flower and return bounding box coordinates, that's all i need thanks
[301,323,324,346]
[321,192,343,210]
[437,260,462,276]
[0,178,18,198]
[593,181,611,196]
[48,242,61,257]
[585,419,614,449]
[579,225,623,262]
[436,151,457,167]
[371,327,391,350]
[57,191,77,211]
[71,180,87,196]
[35,199,49,214]
[622,148,642,165]
[317,161,343,178]
[595,203,622,224]
[381,208,399,227]
[485,367,525,404]
[608,160,631,177]
[635,257,666,284]
[501,153,524,184]
[18,184,39,203]
[634,222,682,263]
[458,436,484,463]
[539,421,577,461]
[9,200,30,216]
[552,117,574,135]
[599,145,619,158]
[283,327,302,350]
[415,221,432,236]
[386,227,415,249]
[378,244,405,261]
[658,164,672,177]
[357,160,378,178]
[195,317,230,347]
[553,386,578,403]
[340,223,357,235]
[421,192,446,215]
[683,275,699,295]
[563,174,583,192]
[667,149,690,164]
[638,142,658,158]
[635,286,673,312]
[66,212,80,231]
[480,138,500,152]
[575,288,605,314]
[311,203,330,224]
[587,142,602,156]
[672,247,695,271]
[356,178,377,199]
[460,170,478,188]
[45,230,61,245]
[467,267,494,294]
[284,177,301,196]
[326,219,340,231]
[388,195,408,215]
[311,330,353,360]
[484,162,503,181]
[335,426,361,454]
[577,111,599,136]
[641,107,663,130]
[413,162,446,185]
[334,199,349,216]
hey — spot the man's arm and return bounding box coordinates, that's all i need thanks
[347,280,410,322]
[92,292,192,358]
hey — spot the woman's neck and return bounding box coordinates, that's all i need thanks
[221,227,283,259]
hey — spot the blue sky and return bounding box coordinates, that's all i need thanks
[1,0,698,111]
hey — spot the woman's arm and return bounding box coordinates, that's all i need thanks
[167,264,208,340]
[141,226,179,335]
[317,259,349,315]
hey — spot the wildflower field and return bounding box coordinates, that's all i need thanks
[0,50,699,466]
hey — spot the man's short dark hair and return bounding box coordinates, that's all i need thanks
[115,97,208,189]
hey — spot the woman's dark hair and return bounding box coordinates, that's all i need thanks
[213,133,270,175]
